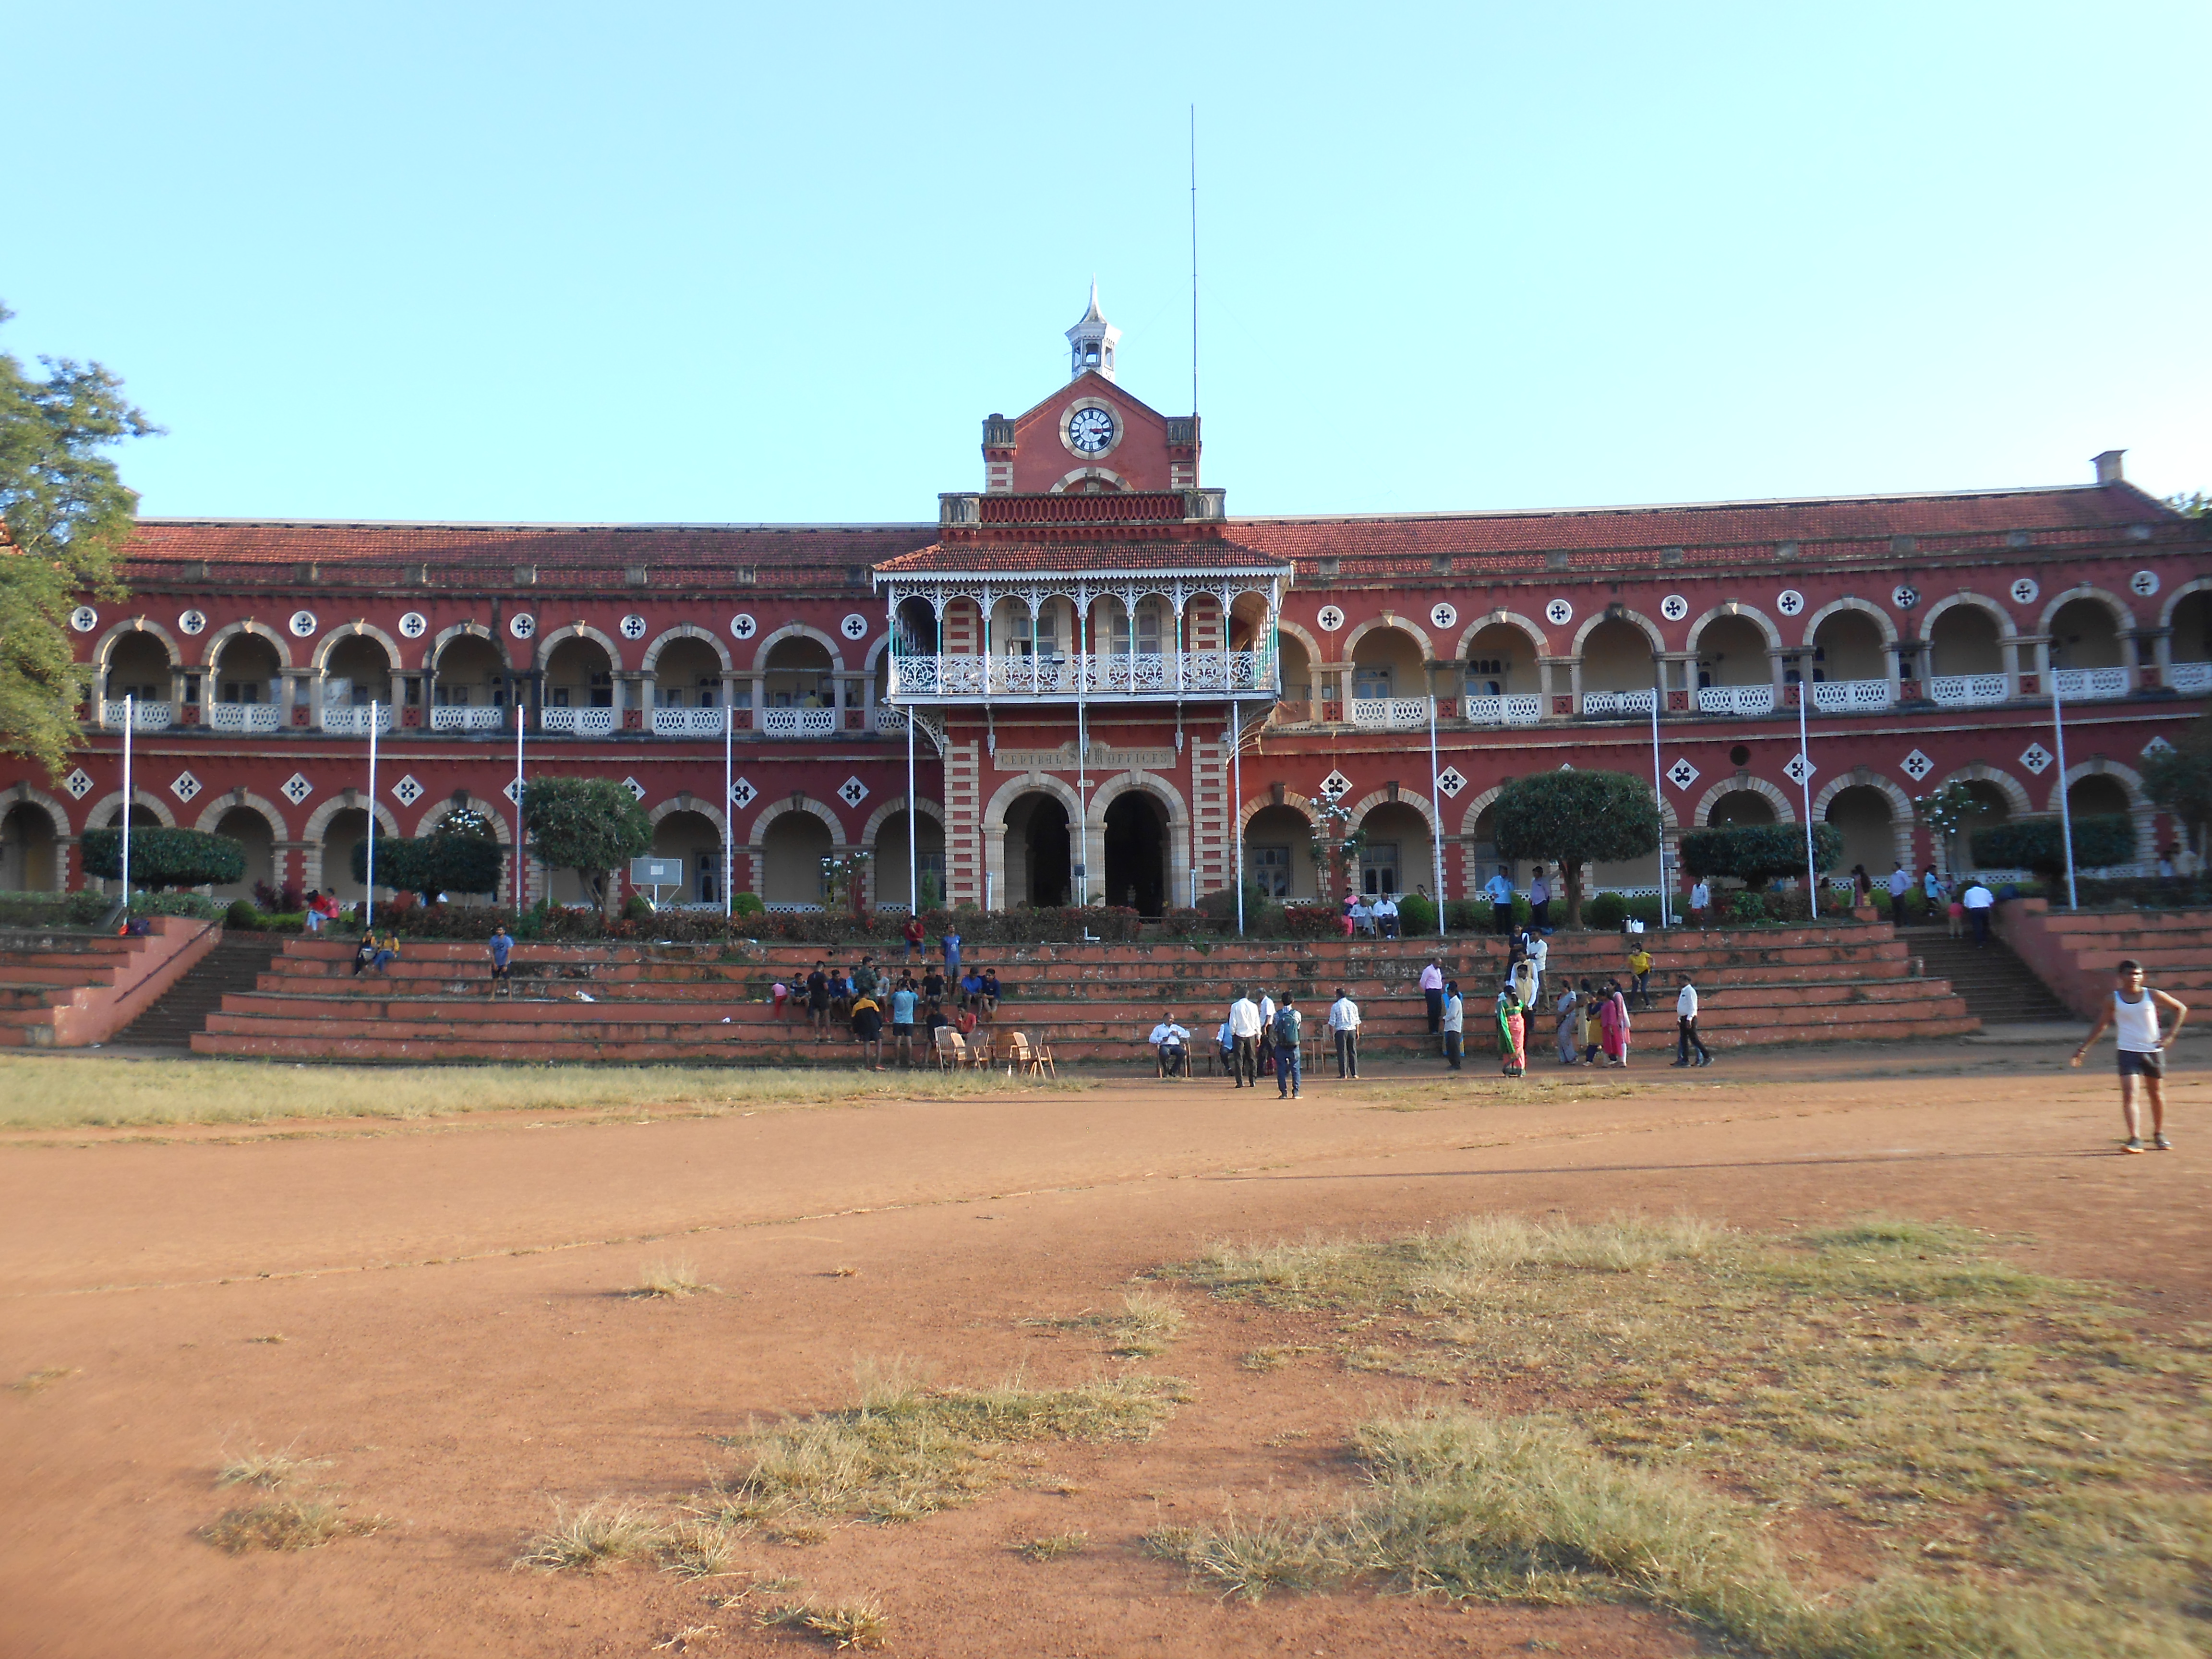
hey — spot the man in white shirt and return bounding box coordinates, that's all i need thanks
[1440,980,1464,1070]
[1327,986,1361,1079]
[1373,893,1399,939]
[1419,958,1445,1040]
[1148,1010,1190,1077]
[1227,991,1263,1088]
[1689,878,1711,926]
[1526,933,1548,1001]
[1673,974,1711,1067]
[1961,879,1995,947]
[1529,866,1551,931]
[1484,866,1516,936]
[1886,863,1911,929]
[2071,958,2188,1152]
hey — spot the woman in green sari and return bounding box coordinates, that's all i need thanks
[1496,987,1527,1077]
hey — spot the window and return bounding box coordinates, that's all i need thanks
[1353,666,1394,699]
[550,685,572,707]
[182,675,201,706]
[1361,842,1401,897]
[1251,844,1291,898]
[697,678,719,708]
[434,684,469,707]
[589,670,613,708]
[220,681,261,704]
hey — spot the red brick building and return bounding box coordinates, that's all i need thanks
[6,294,2207,912]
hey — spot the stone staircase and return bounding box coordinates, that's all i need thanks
[1994,904,2212,1021]
[1898,926,2074,1025]
[0,920,223,1048]
[192,924,1977,1065]
[113,934,290,1049]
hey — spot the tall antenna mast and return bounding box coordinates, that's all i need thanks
[1189,104,1200,418]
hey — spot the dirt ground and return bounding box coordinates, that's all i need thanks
[2,1039,2206,1659]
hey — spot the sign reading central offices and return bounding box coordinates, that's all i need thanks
[993,743,1177,773]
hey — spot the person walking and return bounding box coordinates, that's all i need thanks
[1227,989,1263,1088]
[1529,865,1551,931]
[888,975,918,1067]
[1626,940,1653,1010]
[1674,973,1711,1066]
[1555,983,1580,1065]
[1887,862,1911,928]
[1274,995,1303,1098]
[487,923,514,998]
[1961,878,1995,946]
[1689,878,1711,927]
[1485,866,1516,936]
[1327,986,1361,1078]
[1441,979,1464,1070]
[1496,986,1526,1077]
[1420,957,1445,1044]
[1255,988,1278,1081]
[2071,959,2188,1152]
[1599,979,1631,1068]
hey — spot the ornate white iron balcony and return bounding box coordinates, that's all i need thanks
[319,704,394,735]
[100,700,174,732]
[1696,685,1778,716]
[1929,673,2008,707]
[2052,667,2128,701]
[430,704,507,732]
[761,706,837,737]
[1582,689,1658,717]
[541,706,616,736]
[1350,697,1431,731]
[2171,661,2212,694]
[1460,694,1544,726]
[207,702,280,733]
[1810,679,1892,713]
[652,707,728,737]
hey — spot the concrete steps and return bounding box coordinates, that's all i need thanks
[1992,903,2212,1020]
[113,936,289,1048]
[1899,927,2074,1025]
[0,921,223,1048]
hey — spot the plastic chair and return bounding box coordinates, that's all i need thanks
[934,1027,965,1072]
[1005,1032,1037,1077]
[1032,1034,1057,1079]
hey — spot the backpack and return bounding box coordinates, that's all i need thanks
[1274,1005,1301,1047]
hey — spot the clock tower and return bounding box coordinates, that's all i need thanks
[1064,283,1120,383]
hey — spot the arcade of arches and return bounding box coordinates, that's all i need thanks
[761,811,832,907]
[1103,792,1168,915]
[651,810,725,905]
[872,809,946,910]
[2,802,60,890]
[1002,792,1071,908]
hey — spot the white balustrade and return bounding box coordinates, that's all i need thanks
[99,700,174,732]
[651,707,727,737]
[1581,689,1658,717]
[1697,685,1778,716]
[1350,696,1431,731]
[319,704,394,735]
[885,651,1274,698]
[207,702,281,733]
[760,706,837,737]
[1460,694,1545,725]
[873,704,908,733]
[540,705,615,736]
[2052,667,2128,701]
[1810,679,1892,713]
[2172,661,2212,694]
[430,704,507,732]
[1929,673,2009,707]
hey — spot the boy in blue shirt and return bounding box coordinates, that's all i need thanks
[487,924,513,998]
[888,976,919,1067]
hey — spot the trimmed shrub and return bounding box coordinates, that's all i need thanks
[732,891,765,917]
[1972,815,2136,881]
[1585,892,1627,930]
[79,827,246,890]
[1396,893,1438,936]
[1680,823,1844,890]
[225,898,259,929]
[1282,903,1340,938]
[1489,771,1662,927]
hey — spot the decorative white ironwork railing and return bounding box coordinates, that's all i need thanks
[1928,673,2008,707]
[1350,697,1431,731]
[207,702,281,733]
[2053,667,2128,701]
[100,700,174,732]
[1581,689,1658,716]
[541,706,615,736]
[2172,661,2212,694]
[651,707,727,737]
[1810,679,1892,713]
[873,704,908,733]
[888,651,1273,697]
[430,704,507,732]
[760,706,837,737]
[1697,685,1778,716]
[319,704,394,735]
[1460,694,1544,726]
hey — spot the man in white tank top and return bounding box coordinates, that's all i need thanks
[2071,959,2189,1153]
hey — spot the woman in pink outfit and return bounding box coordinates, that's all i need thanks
[1599,979,1631,1067]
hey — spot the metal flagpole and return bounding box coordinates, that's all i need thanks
[1797,685,1818,918]
[364,703,380,928]
[2053,674,2078,910]
[513,700,526,913]
[1231,705,1245,937]
[1076,602,1087,907]
[905,690,917,914]
[1426,673,1445,937]
[120,694,133,910]
[723,702,734,920]
[1649,700,1670,929]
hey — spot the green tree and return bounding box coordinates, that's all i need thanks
[522,777,651,913]
[1308,801,1366,902]
[1489,770,1660,927]
[0,304,160,780]
[1912,782,1992,876]
[349,812,503,902]
[1680,822,1845,892]
[1971,816,2136,883]
[2143,715,2212,861]
[79,826,244,890]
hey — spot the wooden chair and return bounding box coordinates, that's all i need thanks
[1031,1033,1057,1079]
[1154,1041,1191,1080]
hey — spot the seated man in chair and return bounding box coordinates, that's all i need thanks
[1149,1011,1190,1076]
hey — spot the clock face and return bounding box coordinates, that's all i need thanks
[1067,407,1116,454]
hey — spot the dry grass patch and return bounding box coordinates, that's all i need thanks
[757,1598,890,1649]
[1165,1214,2212,1659]
[204,1498,384,1553]
[0,1055,1092,1130]
[1012,1529,1088,1561]
[1239,1345,1319,1371]
[10,1366,77,1393]
[217,1444,328,1488]
[515,1501,661,1572]
[1022,1289,1190,1358]
[658,1518,744,1579]
[701,1366,1188,1539]
[628,1258,716,1299]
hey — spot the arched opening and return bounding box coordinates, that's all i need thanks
[2048,598,2123,670]
[1460,623,1537,697]
[1273,634,1313,723]
[1349,626,1425,703]
[1811,612,1887,683]
[1960,780,2013,826]
[1243,804,1317,901]
[433,635,509,709]
[2171,592,2212,666]
[2067,775,2131,818]
[1104,791,1168,916]
[213,633,283,705]
[1357,802,1433,900]
[1580,617,1656,694]
[872,809,946,911]
[1823,785,1896,879]
[1001,792,1071,908]
[761,811,831,907]
[105,632,172,702]
[1694,616,1770,688]
[762,636,835,710]
[1471,803,1507,883]
[205,806,275,901]
[653,639,724,708]
[1,802,59,890]
[1928,606,2003,676]
[544,636,613,709]
[323,635,392,709]
[990,597,1070,666]
[321,807,373,903]
[650,809,724,905]
[1706,789,1777,829]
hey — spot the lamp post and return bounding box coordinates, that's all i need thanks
[120,693,133,911]
[1797,682,1818,917]
[2053,674,2078,910]
[1648,698,1670,929]
[364,703,379,928]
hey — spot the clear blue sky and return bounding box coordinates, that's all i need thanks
[8,1,2207,524]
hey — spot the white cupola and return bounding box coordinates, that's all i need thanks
[1064,282,1120,383]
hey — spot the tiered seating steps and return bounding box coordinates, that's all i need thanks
[193,925,1976,1064]
[0,919,223,1047]
[1994,903,2212,1021]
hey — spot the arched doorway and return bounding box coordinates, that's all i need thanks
[1823,785,1896,879]
[1,802,59,890]
[1811,611,1887,684]
[1929,606,2003,676]
[761,811,831,908]
[872,809,946,911]
[651,809,725,906]
[106,632,173,703]
[1693,615,1771,688]
[1580,617,1656,693]
[321,807,373,903]
[213,633,283,708]
[209,806,276,901]
[433,634,510,711]
[2067,775,2131,818]
[324,635,392,709]
[544,635,614,709]
[1707,790,1777,829]
[1242,805,1317,900]
[1349,626,1425,706]
[2048,600,2123,670]
[1104,792,1167,915]
[1003,792,1071,908]
[1357,802,1434,899]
